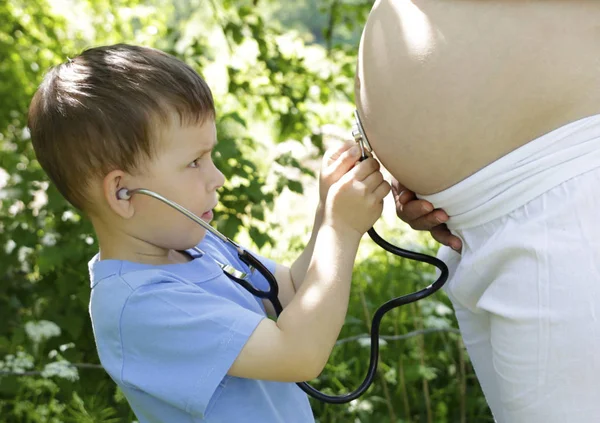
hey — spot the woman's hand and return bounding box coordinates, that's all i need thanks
[392,178,462,252]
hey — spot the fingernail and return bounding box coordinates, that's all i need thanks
[436,215,447,223]
[350,145,360,157]
[423,204,433,213]
[397,190,406,203]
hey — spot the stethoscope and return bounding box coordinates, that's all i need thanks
[116,110,449,404]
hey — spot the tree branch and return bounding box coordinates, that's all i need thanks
[0,362,103,377]
[335,327,460,345]
[0,329,460,377]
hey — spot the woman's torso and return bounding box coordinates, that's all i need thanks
[356,0,600,194]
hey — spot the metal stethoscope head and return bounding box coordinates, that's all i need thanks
[352,109,373,159]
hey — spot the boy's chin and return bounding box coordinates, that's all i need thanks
[162,223,211,252]
[184,227,209,248]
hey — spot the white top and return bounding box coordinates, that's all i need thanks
[418,114,600,230]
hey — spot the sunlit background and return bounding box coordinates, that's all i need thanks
[0,1,491,422]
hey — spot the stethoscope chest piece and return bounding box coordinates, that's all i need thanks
[352,109,373,159]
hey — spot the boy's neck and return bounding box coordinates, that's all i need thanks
[99,246,192,265]
[92,216,192,265]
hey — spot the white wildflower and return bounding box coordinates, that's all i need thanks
[61,210,76,222]
[5,239,16,254]
[347,398,374,413]
[41,361,79,381]
[41,232,57,246]
[59,342,75,352]
[25,320,61,345]
[0,351,34,372]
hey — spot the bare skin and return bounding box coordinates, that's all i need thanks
[356,0,600,249]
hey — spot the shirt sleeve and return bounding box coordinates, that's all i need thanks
[119,280,265,418]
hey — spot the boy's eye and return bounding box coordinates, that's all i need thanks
[188,150,213,168]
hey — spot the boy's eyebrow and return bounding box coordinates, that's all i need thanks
[194,139,217,156]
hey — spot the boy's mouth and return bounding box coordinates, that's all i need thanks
[201,210,213,220]
[201,200,218,221]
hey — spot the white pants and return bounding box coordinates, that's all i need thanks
[419,115,600,422]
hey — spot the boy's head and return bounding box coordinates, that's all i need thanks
[29,44,225,255]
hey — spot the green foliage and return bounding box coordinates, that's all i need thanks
[0,0,492,422]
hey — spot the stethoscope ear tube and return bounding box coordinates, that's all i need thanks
[236,250,284,316]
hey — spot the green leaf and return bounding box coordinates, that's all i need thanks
[286,179,303,194]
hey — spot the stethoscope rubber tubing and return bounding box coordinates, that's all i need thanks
[228,227,449,404]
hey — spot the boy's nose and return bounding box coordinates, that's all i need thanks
[213,167,225,190]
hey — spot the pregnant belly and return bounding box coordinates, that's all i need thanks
[354,94,539,195]
[355,0,600,195]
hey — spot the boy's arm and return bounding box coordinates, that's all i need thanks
[261,203,324,317]
[229,158,390,382]
[289,202,325,290]
[262,142,361,316]
[242,225,361,381]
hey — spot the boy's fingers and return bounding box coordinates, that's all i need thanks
[342,157,379,182]
[373,180,391,201]
[430,225,462,251]
[326,141,355,165]
[362,169,384,192]
[326,145,361,181]
[338,144,362,166]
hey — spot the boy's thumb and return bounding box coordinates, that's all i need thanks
[330,145,360,178]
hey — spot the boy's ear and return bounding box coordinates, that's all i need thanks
[103,169,135,219]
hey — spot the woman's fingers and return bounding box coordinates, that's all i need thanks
[430,225,463,251]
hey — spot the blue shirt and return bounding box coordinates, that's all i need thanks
[88,232,315,423]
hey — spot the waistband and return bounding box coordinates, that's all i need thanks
[418,114,600,230]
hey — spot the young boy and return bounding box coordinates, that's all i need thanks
[28,44,390,422]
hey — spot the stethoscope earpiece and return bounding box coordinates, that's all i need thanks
[117,188,131,200]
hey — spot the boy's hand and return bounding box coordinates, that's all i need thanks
[324,157,391,236]
[392,178,462,252]
[319,141,362,204]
